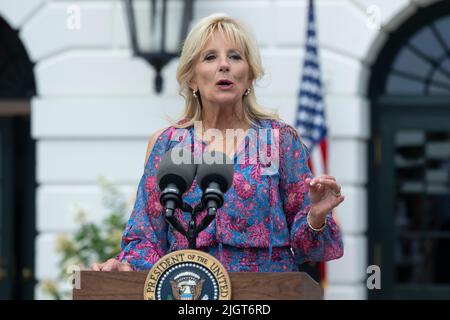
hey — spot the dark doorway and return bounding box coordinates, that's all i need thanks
[0,14,36,299]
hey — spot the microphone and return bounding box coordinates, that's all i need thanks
[195,151,234,233]
[156,148,196,236]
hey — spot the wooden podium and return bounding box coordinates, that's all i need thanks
[73,271,323,300]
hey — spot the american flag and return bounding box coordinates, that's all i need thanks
[295,0,328,285]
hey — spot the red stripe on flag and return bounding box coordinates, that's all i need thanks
[319,139,328,170]
[313,138,328,287]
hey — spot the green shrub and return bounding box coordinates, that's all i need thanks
[41,177,131,300]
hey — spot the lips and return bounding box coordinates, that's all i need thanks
[216,79,234,89]
[216,79,234,85]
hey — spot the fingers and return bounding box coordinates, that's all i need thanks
[307,175,336,184]
[91,259,132,271]
[309,177,341,194]
[91,261,105,271]
[91,262,104,271]
[119,262,133,271]
[314,174,336,181]
[100,259,117,271]
[333,194,345,206]
[91,263,100,271]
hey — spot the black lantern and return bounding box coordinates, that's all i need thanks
[124,0,194,93]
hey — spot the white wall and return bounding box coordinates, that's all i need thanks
[0,0,434,299]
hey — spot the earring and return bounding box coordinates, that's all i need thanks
[244,88,251,96]
[193,90,198,99]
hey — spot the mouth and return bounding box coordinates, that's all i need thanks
[215,79,234,90]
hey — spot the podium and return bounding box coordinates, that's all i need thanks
[73,271,323,300]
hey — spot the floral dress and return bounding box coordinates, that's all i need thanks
[117,119,343,272]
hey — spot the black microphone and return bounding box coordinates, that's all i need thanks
[196,151,234,233]
[156,148,196,236]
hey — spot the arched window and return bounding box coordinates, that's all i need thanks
[0,16,35,99]
[370,1,450,98]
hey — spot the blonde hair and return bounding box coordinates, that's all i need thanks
[174,13,278,128]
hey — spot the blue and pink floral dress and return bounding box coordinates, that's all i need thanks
[117,119,343,272]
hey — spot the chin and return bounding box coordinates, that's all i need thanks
[214,92,240,101]
[215,97,240,106]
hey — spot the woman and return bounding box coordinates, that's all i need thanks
[92,13,344,272]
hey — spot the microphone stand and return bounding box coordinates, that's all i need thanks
[167,202,212,250]
[163,193,224,250]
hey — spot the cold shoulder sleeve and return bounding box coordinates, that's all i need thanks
[116,129,171,270]
[278,124,344,265]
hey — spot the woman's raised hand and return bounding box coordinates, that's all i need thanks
[305,175,344,228]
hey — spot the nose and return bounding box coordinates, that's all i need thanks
[218,56,230,72]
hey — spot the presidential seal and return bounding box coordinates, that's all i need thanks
[144,249,231,300]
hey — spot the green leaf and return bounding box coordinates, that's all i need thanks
[52,177,130,299]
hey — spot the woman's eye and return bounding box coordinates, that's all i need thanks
[230,54,242,60]
[205,55,215,61]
